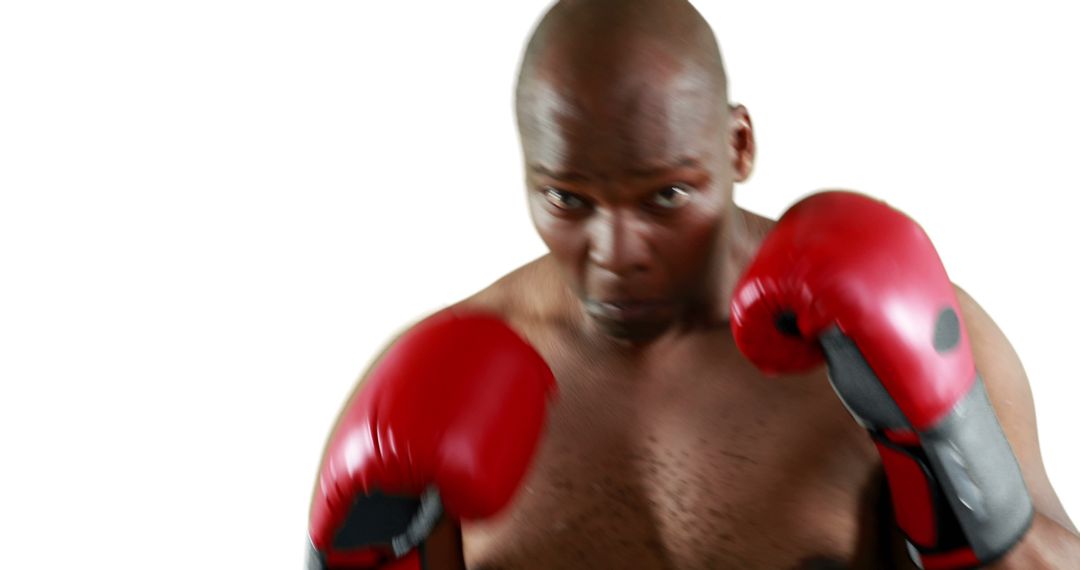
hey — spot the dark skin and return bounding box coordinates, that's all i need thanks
[517,15,745,344]
[321,0,1080,567]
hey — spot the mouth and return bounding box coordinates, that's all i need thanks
[584,299,670,322]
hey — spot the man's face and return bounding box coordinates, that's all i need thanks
[519,50,741,340]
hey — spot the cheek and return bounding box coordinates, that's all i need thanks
[658,207,726,282]
[529,202,588,284]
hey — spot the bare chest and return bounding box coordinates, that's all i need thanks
[462,327,882,569]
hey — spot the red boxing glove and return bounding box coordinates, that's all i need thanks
[308,310,557,569]
[731,191,1032,569]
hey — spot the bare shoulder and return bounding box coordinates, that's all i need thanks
[738,205,777,236]
[327,256,569,430]
[452,254,577,335]
[952,284,1077,532]
[740,204,777,227]
[354,256,571,378]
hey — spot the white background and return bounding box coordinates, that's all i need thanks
[1,1,1077,568]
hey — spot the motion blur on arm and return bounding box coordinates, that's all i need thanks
[310,0,1080,568]
[942,287,1079,569]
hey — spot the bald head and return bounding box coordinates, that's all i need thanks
[515,1,756,340]
[516,0,727,132]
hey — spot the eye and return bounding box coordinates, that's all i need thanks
[543,187,589,211]
[649,184,692,209]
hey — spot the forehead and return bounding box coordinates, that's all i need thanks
[519,49,725,174]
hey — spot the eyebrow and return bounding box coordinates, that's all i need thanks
[530,156,703,182]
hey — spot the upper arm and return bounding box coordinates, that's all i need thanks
[953,284,1076,533]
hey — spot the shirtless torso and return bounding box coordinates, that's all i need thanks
[309,1,1080,566]
[455,211,893,569]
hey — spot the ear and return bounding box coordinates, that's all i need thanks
[728,104,755,182]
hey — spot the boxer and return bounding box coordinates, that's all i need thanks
[309,0,1079,567]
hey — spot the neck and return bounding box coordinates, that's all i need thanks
[675,204,767,330]
[715,205,769,322]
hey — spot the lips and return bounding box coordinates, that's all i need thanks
[585,299,668,321]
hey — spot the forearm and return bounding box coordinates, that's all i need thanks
[887,512,1079,569]
[988,512,1080,569]
[416,518,467,570]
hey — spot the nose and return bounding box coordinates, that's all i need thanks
[588,209,650,276]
